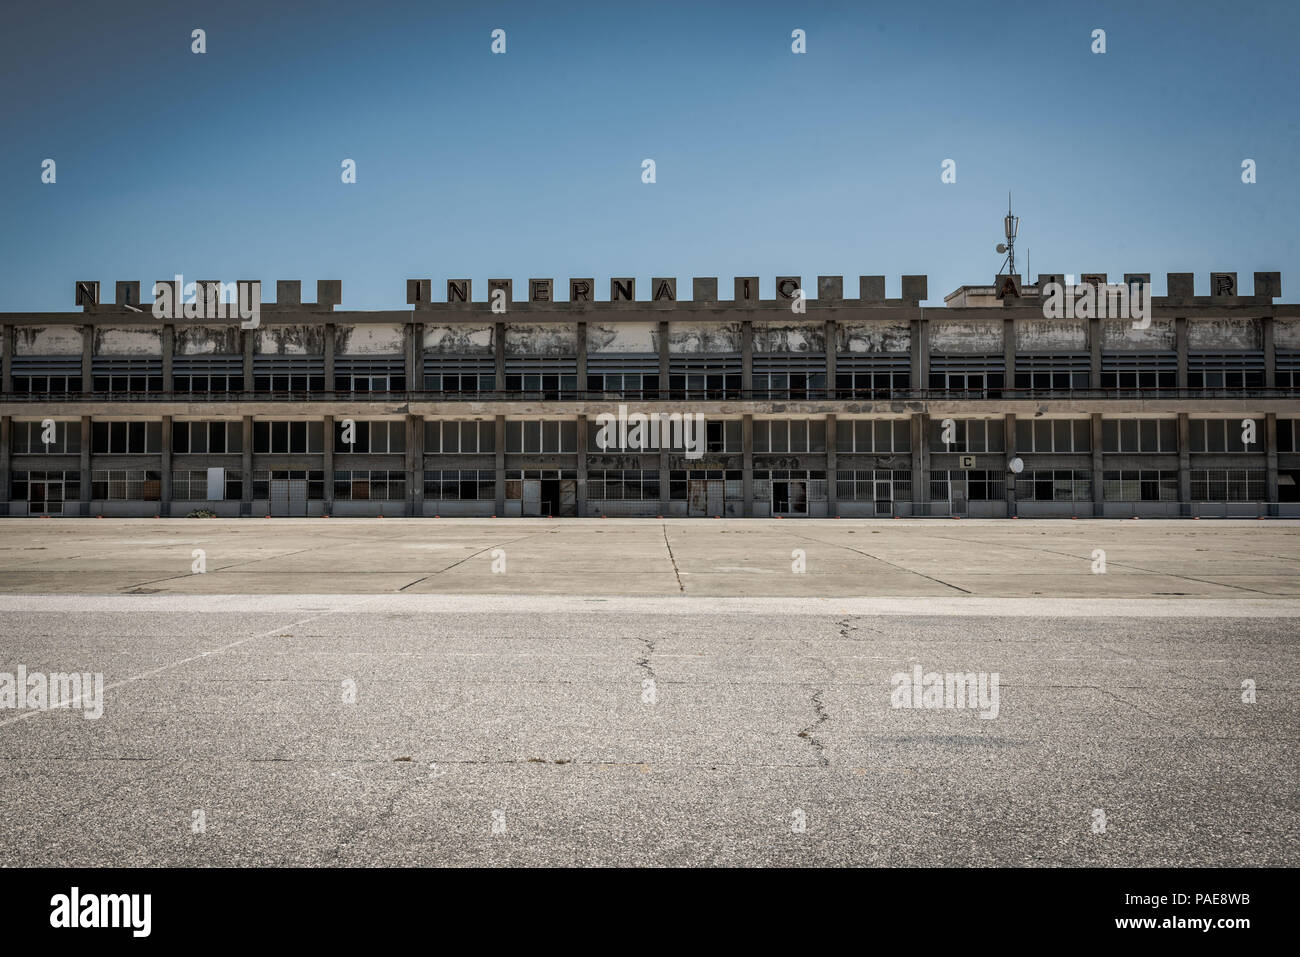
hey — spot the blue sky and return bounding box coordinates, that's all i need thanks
[2,0,1296,309]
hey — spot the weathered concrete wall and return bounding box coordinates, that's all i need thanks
[423,324,494,354]
[1101,318,1175,351]
[1015,319,1087,352]
[93,326,162,355]
[1275,319,1300,351]
[175,326,240,355]
[667,322,743,353]
[587,322,658,354]
[255,325,326,355]
[753,323,825,353]
[1188,318,1263,350]
[14,326,84,355]
[837,321,911,354]
[930,320,1003,354]
[505,323,578,356]
[336,324,404,355]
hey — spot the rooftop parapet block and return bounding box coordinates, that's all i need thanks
[1255,272,1282,298]
[392,275,930,305]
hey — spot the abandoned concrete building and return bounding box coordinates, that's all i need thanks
[1,271,1297,518]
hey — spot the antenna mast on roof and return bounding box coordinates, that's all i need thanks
[996,192,1020,275]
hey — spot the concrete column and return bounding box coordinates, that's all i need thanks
[659,448,670,517]
[242,327,254,392]
[406,323,420,393]
[1176,317,1189,390]
[825,413,837,517]
[160,415,172,517]
[1005,412,1017,517]
[0,416,10,513]
[658,320,670,397]
[912,413,927,515]
[913,319,928,391]
[576,413,588,516]
[241,416,253,511]
[81,325,93,390]
[323,323,336,392]
[742,414,753,517]
[81,415,91,516]
[1266,413,1279,515]
[407,413,422,516]
[1089,316,1102,388]
[1264,318,1276,388]
[1091,413,1104,517]
[1003,318,1016,394]
[494,323,506,394]
[576,322,587,393]
[162,325,174,392]
[494,414,505,515]
[824,319,836,398]
[1177,413,1191,514]
[2,324,13,393]
[741,320,753,394]
[322,415,334,514]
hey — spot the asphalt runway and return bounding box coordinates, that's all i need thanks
[1,586,1296,866]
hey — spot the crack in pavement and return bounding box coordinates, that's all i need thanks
[797,689,830,767]
[636,638,657,679]
[397,529,558,591]
[790,532,973,594]
[661,524,684,592]
[927,533,1281,597]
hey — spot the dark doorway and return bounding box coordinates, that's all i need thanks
[541,479,562,517]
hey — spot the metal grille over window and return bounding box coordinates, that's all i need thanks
[1013,354,1091,392]
[335,356,405,392]
[1188,352,1265,390]
[752,356,828,398]
[1100,353,1176,393]
[835,355,909,398]
[504,357,577,398]
[10,356,82,394]
[91,357,163,393]
[252,356,325,393]
[422,356,495,393]
[173,356,244,393]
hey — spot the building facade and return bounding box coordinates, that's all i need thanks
[2,271,1297,519]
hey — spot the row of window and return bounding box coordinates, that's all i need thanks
[3,352,1292,397]
[12,418,1299,456]
[9,467,1275,504]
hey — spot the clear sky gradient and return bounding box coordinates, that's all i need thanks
[2,0,1296,310]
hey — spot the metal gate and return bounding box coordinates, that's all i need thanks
[873,479,893,517]
[949,476,968,517]
[559,480,577,516]
[29,479,64,516]
[688,480,723,516]
[522,479,542,517]
[773,480,808,515]
[269,479,308,517]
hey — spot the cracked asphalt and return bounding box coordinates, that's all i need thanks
[0,519,1297,866]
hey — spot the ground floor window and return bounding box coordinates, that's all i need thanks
[253,470,325,500]
[91,470,161,501]
[1103,470,1178,501]
[590,470,660,501]
[752,470,827,513]
[172,469,243,501]
[333,470,406,501]
[929,469,1006,501]
[1189,469,1266,501]
[424,470,495,500]
[12,471,81,512]
[1014,469,1092,502]
[836,470,912,501]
